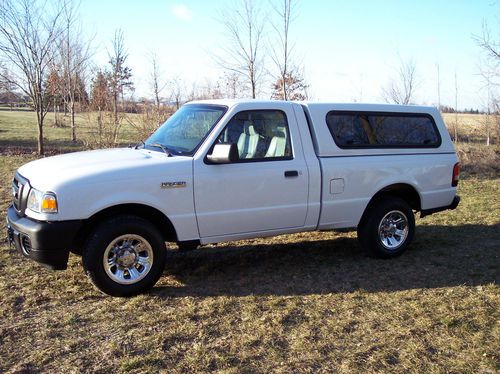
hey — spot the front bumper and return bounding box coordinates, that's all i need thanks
[6,205,82,270]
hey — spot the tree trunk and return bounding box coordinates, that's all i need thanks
[486,114,490,146]
[34,89,46,155]
[454,112,458,142]
[282,75,287,101]
[98,108,102,143]
[36,109,44,155]
[113,123,121,144]
[113,91,118,125]
[155,93,160,112]
[54,97,57,125]
[70,100,76,142]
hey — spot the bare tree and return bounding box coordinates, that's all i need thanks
[484,75,493,146]
[454,70,459,142]
[0,0,64,155]
[149,52,167,121]
[187,81,199,102]
[474,21,500,62]
[221,71,245,99]
[45,65,64,125]
[58,1,92,142]
[170,76,184,110]
[216,0,265,98]
[474,21,499,146]
[0,66,20,109]
[90,70,110,142]
[382,58,418,105]
[188,79,224,101]
[270,0,298,101]
[108,29,133,132]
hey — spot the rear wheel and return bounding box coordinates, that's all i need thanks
[82,215,166,296]
[357,196,415,258]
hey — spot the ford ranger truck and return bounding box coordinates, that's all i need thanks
[6,100,460,296]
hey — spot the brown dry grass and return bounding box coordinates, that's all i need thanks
[0,111,499,373]
[442,113,500,145]
[456,143,499,179]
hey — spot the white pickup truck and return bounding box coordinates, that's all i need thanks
[7,100,460,296]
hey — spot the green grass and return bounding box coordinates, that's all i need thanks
[0,110,498,373]
[0,109,143,153]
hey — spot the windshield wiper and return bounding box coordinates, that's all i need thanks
[148,142,173,156]
[133,140,145,149]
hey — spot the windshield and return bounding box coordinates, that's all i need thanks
[146,104,227,155]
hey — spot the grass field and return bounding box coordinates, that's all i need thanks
[0,110,498,373]
[0,109,142,154]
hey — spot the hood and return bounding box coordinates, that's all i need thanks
[18,148,190,191]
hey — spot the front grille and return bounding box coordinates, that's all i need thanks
[12,172,29,215]
[21,234,32,255]
[12,177,20,210]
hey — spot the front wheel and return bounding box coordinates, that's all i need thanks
[82,215,166,296]
[357,196,415,258]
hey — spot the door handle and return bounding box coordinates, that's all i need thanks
[284,170,299,178]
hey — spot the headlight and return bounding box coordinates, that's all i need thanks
[28,188,58,213]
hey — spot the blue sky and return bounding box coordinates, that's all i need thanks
[79,0,499,109]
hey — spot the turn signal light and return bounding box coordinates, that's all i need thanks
[41,195,58,212]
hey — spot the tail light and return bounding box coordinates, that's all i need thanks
[452,162,460,187]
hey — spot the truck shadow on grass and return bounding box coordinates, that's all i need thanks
[155,224,499,298]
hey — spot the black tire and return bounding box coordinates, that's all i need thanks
[82,215,166,297]
[357,196,415,258]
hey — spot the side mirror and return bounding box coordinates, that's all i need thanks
[206,143,239,164]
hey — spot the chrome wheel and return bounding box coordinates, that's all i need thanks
[103,234,154,285]
[378,210,409,250]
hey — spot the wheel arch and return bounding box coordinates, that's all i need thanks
[74,203,178,252]
[359,183,421,226]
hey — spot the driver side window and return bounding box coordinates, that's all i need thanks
[217,110,293,161]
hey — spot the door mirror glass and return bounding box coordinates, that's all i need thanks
[207,143,239,164]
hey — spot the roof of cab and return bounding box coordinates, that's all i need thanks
[186,99,439,113]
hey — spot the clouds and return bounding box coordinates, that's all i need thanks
[172,4,192,21]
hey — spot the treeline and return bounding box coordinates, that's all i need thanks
[0,0,498,154]
[0,0,310,154]
[440,106,486,115]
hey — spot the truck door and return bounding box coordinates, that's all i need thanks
[193,108,309,238]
